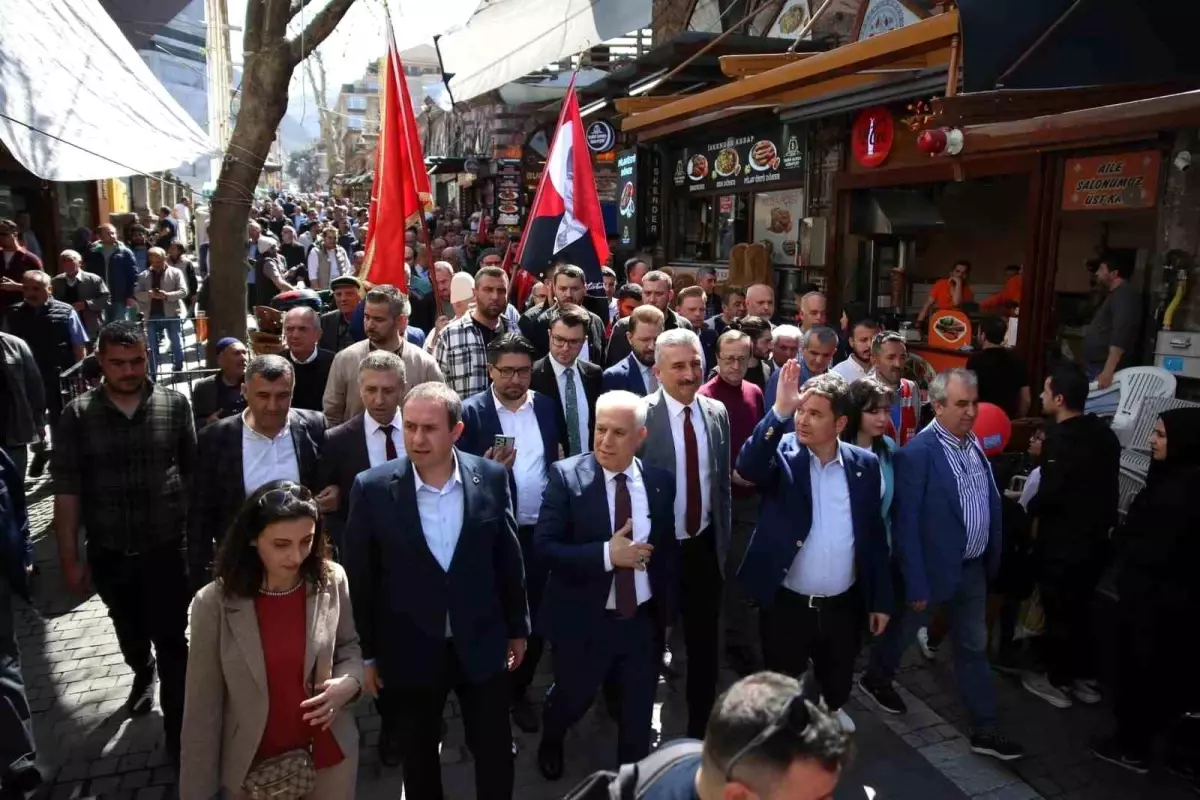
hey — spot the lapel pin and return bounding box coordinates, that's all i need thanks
[766,427,775,438]
[856,471,862,477]
[472,475,481,484]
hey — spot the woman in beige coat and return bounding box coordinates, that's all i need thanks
[181,481,363,799]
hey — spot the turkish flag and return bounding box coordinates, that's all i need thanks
[362,22,432,292]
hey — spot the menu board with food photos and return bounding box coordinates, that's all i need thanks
[752,189,805,266]
[493,160,524,232]
[670,124,805,194]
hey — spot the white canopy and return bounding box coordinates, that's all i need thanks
[0,0,217,182]
[437,0,652,103]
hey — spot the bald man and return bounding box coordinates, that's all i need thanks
[283,306,336,411]
[745,283,776,322]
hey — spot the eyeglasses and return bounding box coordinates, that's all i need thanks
[551,334,585,348]
[718,355,749,365]
[723,691,815,783]
[258,483,313,508]
[491,366,532,379]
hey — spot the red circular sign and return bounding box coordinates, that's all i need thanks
[852,107,895,168]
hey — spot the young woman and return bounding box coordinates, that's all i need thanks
[841,376,897,546]
[181,481,363,800]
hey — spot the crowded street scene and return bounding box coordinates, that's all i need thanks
[1,0,1200,798]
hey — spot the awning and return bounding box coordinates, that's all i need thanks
[437,0,653,104]
[0,0,217,182]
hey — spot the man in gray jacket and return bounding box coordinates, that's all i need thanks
[51,250,110,343]
[0,332,44,477]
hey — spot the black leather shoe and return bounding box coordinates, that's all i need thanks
[378,725,403,768]
[511,694,540,734]
[537,737,564,781]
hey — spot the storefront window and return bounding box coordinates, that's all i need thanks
[57,182,95,253]
[674,194,747,262]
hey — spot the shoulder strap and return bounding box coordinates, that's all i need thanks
[612,739,704,800]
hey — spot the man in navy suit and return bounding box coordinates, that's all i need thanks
[343,382,530,800]
[736,364,891,735]
[534,389,679,778]
[675,285,718,376]
[459,333,562,733]
[858,368,1025,762]
[601,305,663,397]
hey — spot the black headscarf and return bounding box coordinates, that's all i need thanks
[1146,407,1200,487]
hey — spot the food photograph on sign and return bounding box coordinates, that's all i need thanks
[619,182,635,217]
[749,140,779,172]
[752,190,804,265]
[688,154,710,181]
[714,148,740,178]
[769,0,811,37]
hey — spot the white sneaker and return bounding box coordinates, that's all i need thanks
[916,627,938,660]
[1070,679,1102,705]
[1021,672,1072,709]
[835,707,856,734]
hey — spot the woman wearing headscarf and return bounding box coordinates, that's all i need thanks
[1091,408,1200,779]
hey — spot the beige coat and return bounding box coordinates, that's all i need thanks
[133,265,189,319]
[180,562,364,800]
[322,337,445,425]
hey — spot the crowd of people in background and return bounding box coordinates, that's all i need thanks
[0,193,1193,800]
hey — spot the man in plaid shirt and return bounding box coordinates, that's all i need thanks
[434,265,512,398]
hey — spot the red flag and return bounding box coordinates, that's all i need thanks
[362,21,432,292]
[517,77,610,288]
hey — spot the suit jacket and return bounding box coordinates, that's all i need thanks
[188,409,327,584]
[602,353,650,396]
[892,425,1004,605]
[190,374,245,431]
[458,389,562,485]
[735,409,892,613]
[534,454,679,640]
[638,389,732,576]
[134,266,189,319]
[51,271,109,339]
[530,356,601,453]
[517,304,606,364]
[341,451,529,687]
[179,564,363,800]
[323,338,444,425]
[604,308,692,367]
[319,309,355,353]
[317,413,372,544]
[697,325,718,377]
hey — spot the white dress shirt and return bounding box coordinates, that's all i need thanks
[364,411,405,468]
[550,357,590,454]
[601,462,653,609]
[493,390,548,526]
[831,357,869,383]
[784,448,856,597]
[241,412,301,496]
[662,392,712,539]
[414,451,464,635]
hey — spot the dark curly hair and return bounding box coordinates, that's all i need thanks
[213,480,330,597]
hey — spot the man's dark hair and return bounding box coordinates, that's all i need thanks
[1047,362,1089,412]
[732,315,771,341]
[404,381,463,428]
[159,206,172,216]
[486,333,537,365]
[475,265,507,283]
[954,259,972,272]
[1004,264,1021,276]
[980,315,1008,345]
[547,303,590,332]
[601,266,617,279]
[724,285,746,302]
[851,317,880,337]
[624,256,646,273]
[1099,250,1135,281]
[554,264,585,284]
[703,672,849,783]
[98,320,147,352]
[871,330,906,356]
[617,283,643,303]
[245,354,294,384]
[801,371,851,417]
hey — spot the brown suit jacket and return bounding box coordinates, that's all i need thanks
[322,338,444,425]
[179,562,363,800]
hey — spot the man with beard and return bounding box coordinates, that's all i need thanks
[52,322,194,764]
[734,316,774,390]
[320,275,363,353]
[832,318,878,382]
[602,305,664,397]
[744,283,776,322]
[518,265,605,363]
[324,286,443,424]
[868,331,919,446]
[705,286,745,336]
[605,271,692,367]
[435,266,512,399]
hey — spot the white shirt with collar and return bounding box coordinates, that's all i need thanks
[241,411,301,496]
[289,347,321,365]
[600,461,652,608]
[549,356,590,454]
[363,411,405,468]
[831,356,869,383]
[784,445,856,597]
[662,391,712,540]
[637,360,658,394]
[413,450,464,636]
[492,390,548,526]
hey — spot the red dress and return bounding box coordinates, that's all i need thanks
[253,584,344,769]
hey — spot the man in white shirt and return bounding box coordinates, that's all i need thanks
[831,317,879,382]
[534,390,680,778]
[173,197,191,248]
[530,305,602,456]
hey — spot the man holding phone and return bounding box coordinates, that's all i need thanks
[458,334,562,733]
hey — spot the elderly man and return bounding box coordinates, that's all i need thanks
[796,291,828,330]
[83,224,137,323]
[190,338,248,429]
[744,283,776,321]
[763,325,838,410]
[282,307,336,411]
[51,250,109,342]
[134,247,188,375]
[605,270,692,367]
[320,275,362,353]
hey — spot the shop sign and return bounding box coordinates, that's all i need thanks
[617,149,637,248]
[851,107,894,168]
[464,157,480,174]
[670,123,805,194]
[492,159,524,231]
[1062,151,1160,211]
[719,196,734,213]
[586,120,616,153]
[646,150,662,245]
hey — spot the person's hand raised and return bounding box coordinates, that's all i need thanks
[772,359,810,420]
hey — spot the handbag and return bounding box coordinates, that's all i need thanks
[242,662,319,800]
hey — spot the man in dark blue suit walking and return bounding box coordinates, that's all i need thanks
[737,364,891,735]
[459,333,563,733]
[534,390,679,779]
[858,367,1025,762]
[343,382,530,800]
[601,305,664,397]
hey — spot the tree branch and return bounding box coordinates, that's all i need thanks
[243,0,266,57]
[289,0,321,19]
[289,0,359,64]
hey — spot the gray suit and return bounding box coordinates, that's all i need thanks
[51,271,109,340]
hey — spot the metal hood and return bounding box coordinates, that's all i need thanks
[851,190,944,235]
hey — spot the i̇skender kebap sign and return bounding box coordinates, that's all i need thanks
[1062,151,1160,211]
[671,124,804,194]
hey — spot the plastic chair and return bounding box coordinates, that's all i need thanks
[1089,366,1176,445]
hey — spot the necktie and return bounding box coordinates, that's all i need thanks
[683,407,701,536]
[613,473,637,619]
[563,368,581,456]
[645,366,659,394]
[382,424,398,461]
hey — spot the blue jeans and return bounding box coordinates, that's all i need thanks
[147,317,184,373]
[866,558,998,733]
[0,577,36,783]
[105,299,134,323]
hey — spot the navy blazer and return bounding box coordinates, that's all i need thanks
[892,425,1003,605]
[534,454,679,641]
[735,409,892,615]
[342,450,530,687]
[601,354,649,396]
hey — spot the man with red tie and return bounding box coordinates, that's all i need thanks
[534,391,680,779]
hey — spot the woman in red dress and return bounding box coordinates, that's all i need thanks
[180,481,364,799]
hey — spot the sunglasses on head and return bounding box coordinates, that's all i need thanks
[723,690,816,783]
[257,484,313,508]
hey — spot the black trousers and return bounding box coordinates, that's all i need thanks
[0,576,36,784]
[510,525,544,700]
[1038,558,1100,686]
[392,643,513,800]
[87,540,190,755]
[679,531,722,739]
[760,585,861,711]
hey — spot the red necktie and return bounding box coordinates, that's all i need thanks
[613,473,637,619]
[382,424,398,461]
[684,407,701,536]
